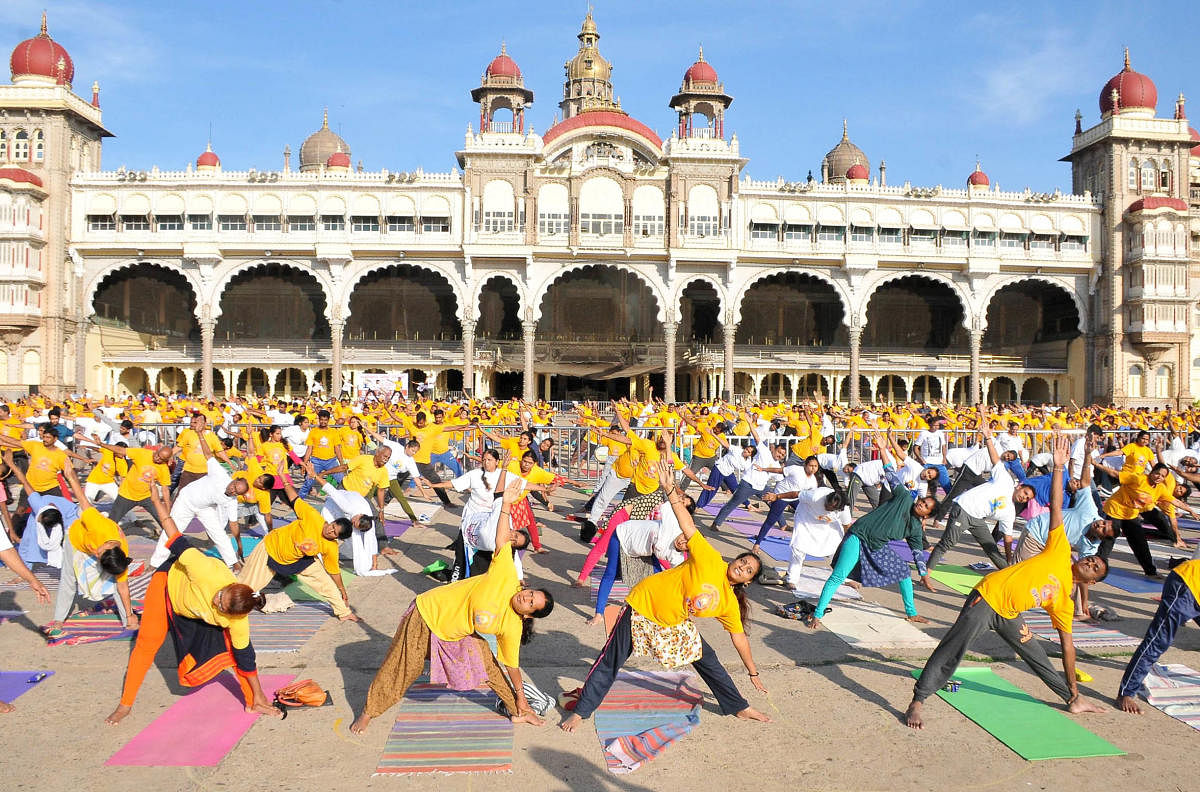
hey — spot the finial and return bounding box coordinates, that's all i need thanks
[1123,47,1130,70]
[322,107,329,129]
[1176,92,1186,120]
[205,141,213,153]
[1074,108,1082,134]
[842,118,848,140]
[698,43,705,62]
[974,159,982,172]
[91,80,100,107]
[41,11,48,36]
[500,40,507,55]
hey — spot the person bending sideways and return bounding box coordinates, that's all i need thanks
[560,461,770,733]
[349,483,553,733]
[105,486,280,725]
[237,461,358,622]
[905,433,1109,729]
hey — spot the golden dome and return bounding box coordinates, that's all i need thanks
[566,12,611,82]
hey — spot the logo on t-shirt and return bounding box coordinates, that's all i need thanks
[1028,574,1062,609]
[685,583,720,616]
[474,610,496,631]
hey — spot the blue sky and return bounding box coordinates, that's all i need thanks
[3,0,1197,191]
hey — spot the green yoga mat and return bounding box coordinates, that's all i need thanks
[928,565,985,596]
[283,569,354,601]
[910,667,1123,760]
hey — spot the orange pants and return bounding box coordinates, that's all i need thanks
[119,571,255,708]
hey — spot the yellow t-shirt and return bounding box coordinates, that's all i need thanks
[177,428,222,474]
[975,523,1074,633]
[117,447,170,501]
[341,454,389,495]
[233,463,271,513]
[505,461,555,485]
[409,424,444,464]
[692,422,721,458]
[1120,443,1156,473]
[168,546,250,650]
[612,448,636,479]
[415,541,522,666]
[22,439,67,492]
[262,499,340,577]
[306,427,342,461]
[1175,558,1200,602]
[626,532,743,633]
[1104,471,1157,521]
[257,440,290,472]
[339,428,365,458]
[67,507,130,582]
[627,432,662,495]
[86,448,127,485]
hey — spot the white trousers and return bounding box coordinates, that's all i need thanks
[150,502,237,568]
[84,481,119,504]
[588,468,630,525]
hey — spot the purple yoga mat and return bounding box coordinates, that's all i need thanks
[0,670,53,702]
[384,519,412,538]
[106,673,294,766]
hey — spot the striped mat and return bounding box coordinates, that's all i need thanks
[1022,611,1141,649]
[1142,663,1200,732]
[247,602,331,652]
[593,670,703,774]
[45,599,144,646]
[375,684,513,776]
[589,561,630,605]
[0,566,58,591]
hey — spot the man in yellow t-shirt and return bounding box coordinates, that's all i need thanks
[327,447,393,517]
[1117,557,1200,713]
[173,413,228,492]
[906,434,1108,729]
[299,409,344,498]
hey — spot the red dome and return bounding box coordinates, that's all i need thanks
[1099,50,1156,115]
[1127,196,1188,213]
[196,147,219,167]
[967,165,990,186]
[486,53,521,79]
[326,150,351,168]
[1190,126,1199,156]
[9,14,74,85]
[845,163,869,181]
[0,167,44,188]
[542,110,662,148]
[684,60,717,83]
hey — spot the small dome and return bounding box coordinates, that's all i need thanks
[1190,126,1199,157]
[10,13,74,86]
[1099,49,1157,116]
[300,109,351,173]
[823,120,869,183]
[196,143,220,168]
[845,163,869,182]
[0,167,44,188]
[967,162,990,186]
[683,46,717,84]
[486,43,521,78]
[326,150,351,169]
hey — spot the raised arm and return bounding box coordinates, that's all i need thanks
[1049,432,1068,532]
[657,460,697,542]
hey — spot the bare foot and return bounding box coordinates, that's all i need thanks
[250,701,283,718]
[105,704,131,725]
[339,613,361,622]
[0,700,13,714]
[570,578,586,588]
[750,545,761,556]
[349,713,373,734]
[904,699,924,729]
[803,615,822,630]
[534,547,550,555]
[844,579,862,590]
[735,706,771,722]
[381,547,401,557]
[584,613,604,627]
[1067,696,1106,715]
[918,575,938,593]
[511,711,545,726]
[905,614,931,624]
[1116,694,1142,715]
[560,713,583,732]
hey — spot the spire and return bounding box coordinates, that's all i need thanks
[500,39,507,55]
[1176,92,1186,120]
[91,80,100,108]
[322,107,329,129]
[698,43,704,62]
[974,159,982,173]
[40,10,48,36]
[1123,46,1130,71]
[1074,108,1082,134]
[842,118,848,140]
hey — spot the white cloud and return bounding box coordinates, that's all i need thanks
[966,28,1086,125]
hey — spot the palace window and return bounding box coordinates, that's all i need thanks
[849,225,873,243]
[422,216,450,233]
[481,210,513,233]
[288,216,315,231]
[1127,364,1144,397]
[783,223,812,241]
[750,222,779,239]
[1061,235,1088,251]
[1029,233,1056,250]
[12,130,29,161]
[1141,161,1155,192]
[32,130,44,161]
[972,230,996,247]
[321,214,344,231]
[878,227,902,244]
[1159,161,1171,192]
[218,214,247,231]
[942,230,968,246]
[816,224,844,242]
[253,215,282,231]
[1156,366,1171,398]
[999,232,1025,248]
[156,215,183,231]
[386,216,414,232]
[187,214,212,230]
[86,214,115,231]
[581,212,623,235]
[120,215,150,231]
[351,215,380,232]
[1128,158,1139,190]
[539,212,569,235]
[632,215,663,237]
[0,130,7,161]
[688,215,718,236]
[910,228,938,245]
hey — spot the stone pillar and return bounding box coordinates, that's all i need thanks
[722,323,736,400]
[663,321,678,403]
[462,319,477,396]
[200,318,216,399]
[74,317,91,395]
[969,329,983,405]
[330,319,345,397]
[848,325,862,407]
[522,319,536,401]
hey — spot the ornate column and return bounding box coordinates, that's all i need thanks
[462,318,477,396]
[663,320,678,403]
[200,318,216,399]
[848,325,862,407]
[330,319,345,397]
[522,319,536,401]
[969,328,983,405]
[722,322,736,400]
[73,316,91,395]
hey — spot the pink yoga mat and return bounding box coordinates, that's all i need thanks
[106,673,293,766]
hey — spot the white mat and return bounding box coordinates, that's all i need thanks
[783,566,862,602]
[820,599,938,650]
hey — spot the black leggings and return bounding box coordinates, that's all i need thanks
[1113,516,1157,575]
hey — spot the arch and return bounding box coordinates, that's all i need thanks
[215,263,330,340]
[156,366,188,393]
[734,268,851,328]
[986,376,1018,404]
[340,259,464,321]
[688,184,719,216]
[351,193,381,216]
[783,203,812,224]
[817,204,845,225]
[274,368,307,397]
[253,193,284,216]
[911,374,943,402]
[943,209,968,230]
[210,260,334,321]
[120,193,151,215]
[345,263,462,342]
[1029,213,1054,233]
[1155,364,1172,399]
[632,184,664,216]
[759,373,791,400]
[875,375,908,403]
[1021,376,1051,404]
[580,176,624,214]
[839,375,871,403]
[674,275,728,325]
[735,271,847,346]
[678,278,724,343]
[157,193,186,216]
[482,179,515,210]
[909,208,936,228]
[473,272,525,336]
[420,194,452,218]
[877,206,902,226]
[194,368,227,396]
[85,260,203,326]
[217,193,249,215]
[849,207,874,226]
[979,276,1084,335]
[20,349,39,384]
[749,202,779,223]
[531,262,666,323]
[185,193,214,215]
[857,272,971,330]
[116,366,146,395]
[319,194,346,216]
[537,183,568,213]
[237,368,270,397]
[86,192,118,215]
[795,373,829,399]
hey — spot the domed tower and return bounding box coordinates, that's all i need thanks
[196,142,220,173]
[967,161,990,192]
[299,110,351,173]
[470,43,534,134]
[10,12,73,87]
[1099,48,1157,119]
[560,12,615,119]
[822,120,869,184]
[668,46,733,139]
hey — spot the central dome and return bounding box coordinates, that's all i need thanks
[566,12,612,81]
[300,110,351,173]
[10,13,74,86]
[1099,49,1157,116]
[823,121,869,183]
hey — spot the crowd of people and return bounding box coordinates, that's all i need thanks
[1,390,1198,752]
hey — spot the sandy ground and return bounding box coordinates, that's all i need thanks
[2,487,1198,792]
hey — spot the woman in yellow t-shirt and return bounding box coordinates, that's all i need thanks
[349,484,553,734]
[561,462,770,733]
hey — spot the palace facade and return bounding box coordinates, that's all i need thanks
[1,13,1198,404]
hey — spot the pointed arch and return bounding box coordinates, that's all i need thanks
[673,274,728,322]
[338,259,465,321]
[733,267,851,327]
[858,271,972,330]
[530,262,666,323]
[979,275,1085,334]
[209,260,335,321]
[85,260,203,322]
[471,272,526,321]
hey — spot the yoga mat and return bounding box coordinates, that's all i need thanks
[0,566,58,591]
[0,670,53,702]
[106,673,294,767]
[589,562,630,605]
[786,565,862,601]
[1141,663,1200,730]
[887,540,929,564]
[909,667,1124,760]
[1101,566,1166,595]
[593,670,703,774]
[1021,611,1140,649]
[375,684,513,775]
[282,569,354,602]
[929,565,984,596]
[0,609,26,623]
[202,535,262,561]
[821,599,938,650]
[384,500,441,526]
[383,519,411,538]
[248,602,331,652]
[44,598,144,647]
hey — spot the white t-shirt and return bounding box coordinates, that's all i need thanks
[915,429,946,464]
[281,425,309,456]
[790,487,849,557]
[954,464,1017,537]
[715,447,752,477]
[853,459,887,487]
[171,457,237,525]
[450,468,503,514]
[616,508,685,568]
[900,457,927,492]
[774,464,817,501]
[743,444,778,490]
[321,487,372,522]
[995,432,1027,462]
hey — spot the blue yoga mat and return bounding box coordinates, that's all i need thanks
[202,535,262,561]
[0,670,53,702]
[1102,566,1167,595]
